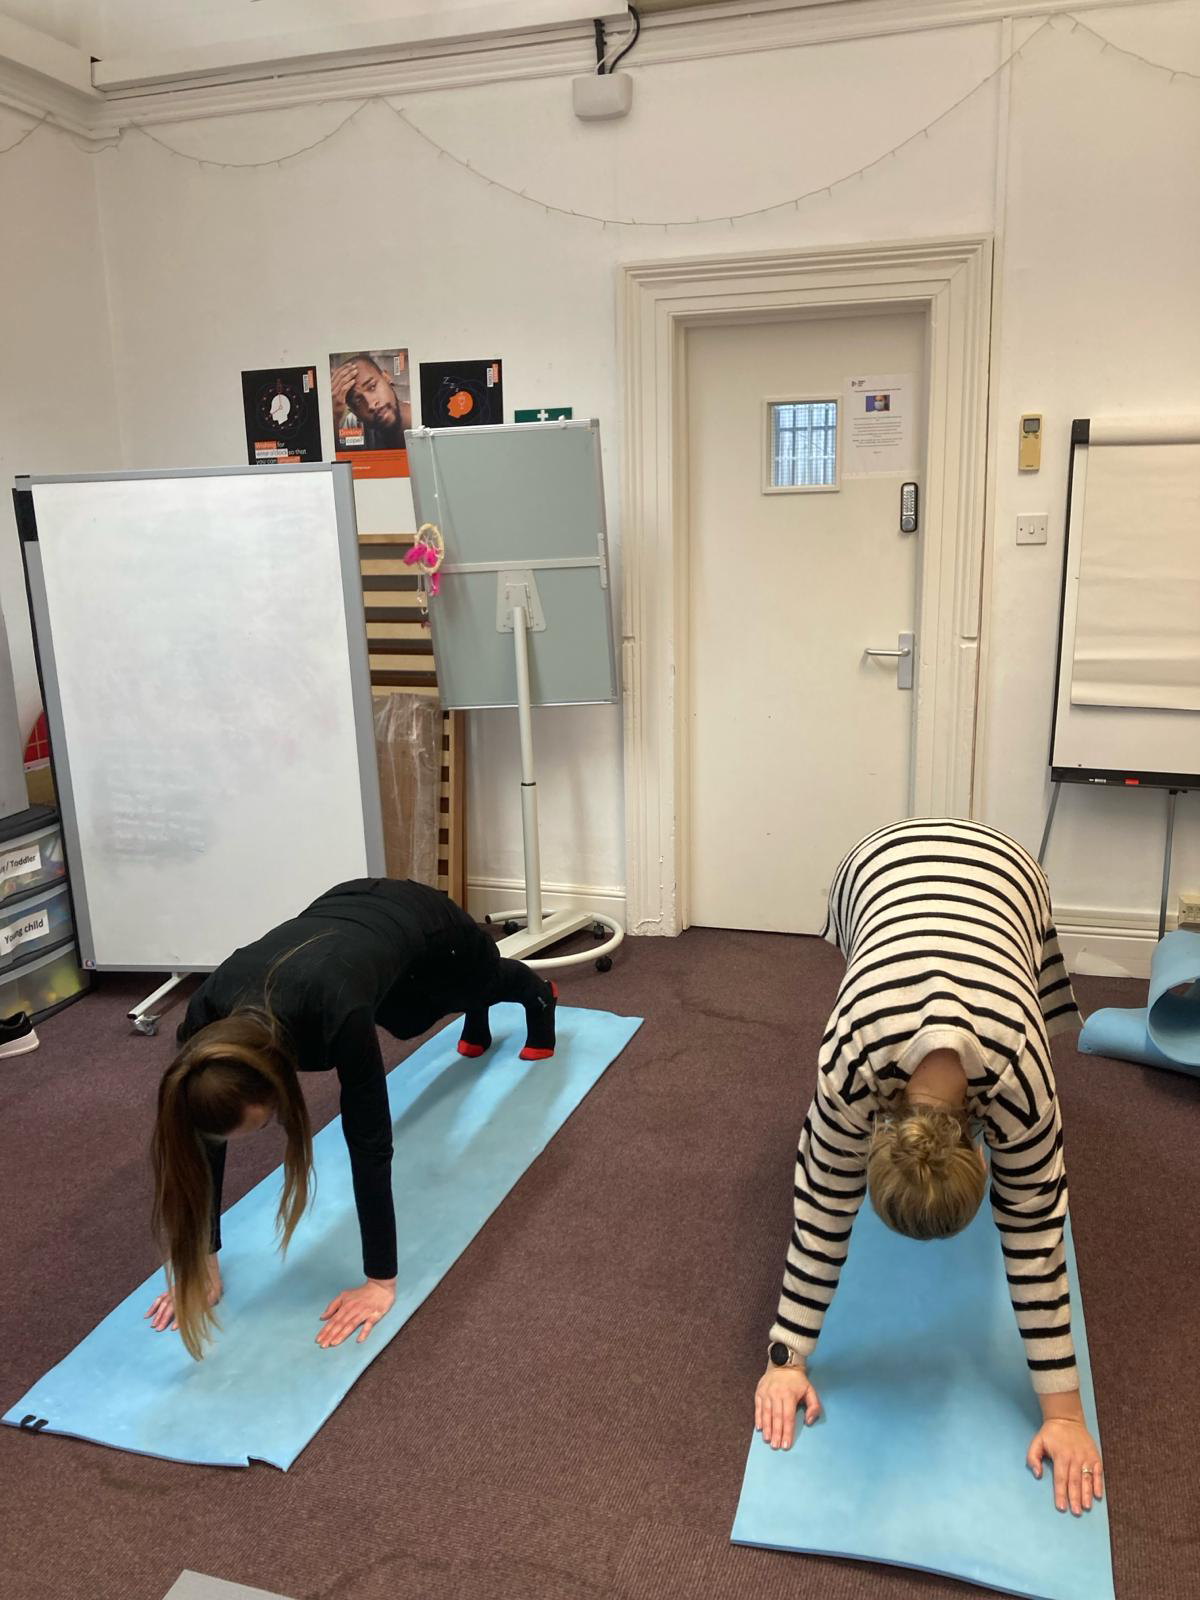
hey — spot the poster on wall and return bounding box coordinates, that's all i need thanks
[240,366,323,465]
[419,360,504,428]
[843,373,916,477]
[329,348,412,478]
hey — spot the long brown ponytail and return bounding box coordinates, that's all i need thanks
[151,1009,313,1360]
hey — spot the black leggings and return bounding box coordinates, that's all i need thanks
[460,957,554,1051]
[375,915,552,1046]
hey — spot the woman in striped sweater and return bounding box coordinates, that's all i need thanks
[756,818,1104,1516]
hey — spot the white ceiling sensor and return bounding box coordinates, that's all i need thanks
[573,70,633,119]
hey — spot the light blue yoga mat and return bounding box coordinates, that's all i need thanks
[732,1203,1114,1600]
[1079,928,1200,1077]
[3,1003,641,1470]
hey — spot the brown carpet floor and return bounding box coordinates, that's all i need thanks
[1,929,1197,1600]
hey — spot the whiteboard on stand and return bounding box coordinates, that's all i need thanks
[17,463,384,971]
[406,420,618,710]
[1050,417,1200,789]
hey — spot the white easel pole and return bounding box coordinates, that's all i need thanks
[512,604,544,936]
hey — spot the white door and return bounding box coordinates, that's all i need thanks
[686,308,928,933]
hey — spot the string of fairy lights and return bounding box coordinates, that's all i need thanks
[0,12,1196,228]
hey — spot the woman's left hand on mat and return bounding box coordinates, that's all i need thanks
[1027,1419,1104,1515]
[317,1277,397,1348]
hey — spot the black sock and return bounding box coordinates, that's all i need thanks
[459,1008,492,1053]
[522,979,557,1054]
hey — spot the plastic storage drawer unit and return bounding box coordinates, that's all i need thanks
[0,882,74,970]
[0,937,90,1021]
[0,807,65,902]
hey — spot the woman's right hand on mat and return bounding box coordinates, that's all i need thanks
[145,1254,223,1332]
[316,1276,396,1348]
[755,1365,822,1449]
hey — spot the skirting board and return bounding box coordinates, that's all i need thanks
[465,884,1167,978]
[1055,907,1188,980]
[467,876,627,926]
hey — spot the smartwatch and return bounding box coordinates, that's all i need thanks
[768,1341,802,1369]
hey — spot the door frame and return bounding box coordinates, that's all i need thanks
[619,236,994,936]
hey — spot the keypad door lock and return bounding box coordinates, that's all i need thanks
[900,482,919,534]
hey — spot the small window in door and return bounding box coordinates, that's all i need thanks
[764,398,839,493]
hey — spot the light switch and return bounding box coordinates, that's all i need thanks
[1016,513,1048,545]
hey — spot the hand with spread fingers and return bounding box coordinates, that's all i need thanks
[1027,1417,1105,1515]
[755,1364,823,1451]
[146,1253,222,1333]
[317,1277,396,1349]
[330,360,359,429]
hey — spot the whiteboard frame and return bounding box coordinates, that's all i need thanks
[14,462,385,972]
[1048,419,1200,791]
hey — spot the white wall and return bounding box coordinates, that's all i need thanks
[89,19,1004,901]
[0,107,122,741]
[981,4,1200,946]
[3,1,1199,939]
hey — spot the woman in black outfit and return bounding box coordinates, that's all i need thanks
[146,878,555,1359]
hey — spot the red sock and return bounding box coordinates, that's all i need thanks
[519,1045,555,1061]
[457,1040,487,1058]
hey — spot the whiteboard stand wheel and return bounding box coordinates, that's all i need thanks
[127,972,189,1037]
[494,909,623,972]
[595,955,613,973]
[591,922,607,940]
[503,920,521,937]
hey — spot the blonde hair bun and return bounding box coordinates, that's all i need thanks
[868,1103,986,1241]
[890,1110,964,1174]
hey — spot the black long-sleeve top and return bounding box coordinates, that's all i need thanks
[177,878,494,1281]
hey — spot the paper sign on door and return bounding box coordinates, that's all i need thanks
[1,908,49,957]
[0,843,42,886]
[844,373,916,477]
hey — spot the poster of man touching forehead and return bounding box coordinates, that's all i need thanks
[329,348,412,478]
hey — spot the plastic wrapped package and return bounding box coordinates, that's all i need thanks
[373,692,441,888]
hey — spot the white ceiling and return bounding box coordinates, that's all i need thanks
[0,1,644,57]
[3,0,820,95]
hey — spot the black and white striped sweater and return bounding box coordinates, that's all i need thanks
[770,817,1082,1395]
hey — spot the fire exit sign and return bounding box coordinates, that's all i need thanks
[515,407,572,423]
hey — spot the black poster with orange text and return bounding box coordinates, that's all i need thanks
[241,366,323,465]
[419,359,504,429]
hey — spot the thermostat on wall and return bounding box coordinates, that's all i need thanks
[1019,413,1043,471]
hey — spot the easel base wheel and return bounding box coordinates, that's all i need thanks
[492,907,625,972]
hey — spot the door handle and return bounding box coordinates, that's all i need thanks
[864,631,914,690]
